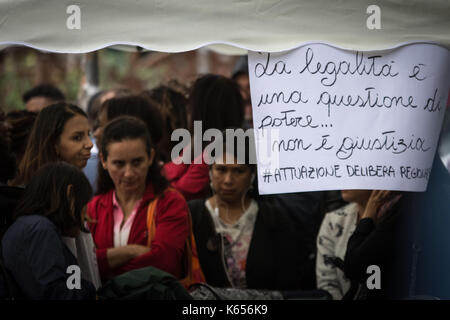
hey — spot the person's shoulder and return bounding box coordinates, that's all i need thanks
[17,214,54,228]
[256,198,295,230]
[324,203,358,223]
[162,161,188,181]
[90,192,110,202]
[162,188,187,203]
[88,191,112,209]
[4,215,57,241]
[157,188,189,216]
[187,198,207,219]
[187,198,206,210]
[185,160,209,174]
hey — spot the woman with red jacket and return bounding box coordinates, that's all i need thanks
[88,116,189,282]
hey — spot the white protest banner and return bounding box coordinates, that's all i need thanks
[249,43,450,194]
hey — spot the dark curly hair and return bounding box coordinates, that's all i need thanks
[22,84,65,104]
[187,74,244,134]
[142,85,188,160]
[100,95,169,162]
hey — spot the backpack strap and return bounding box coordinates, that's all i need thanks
[146,188,181,247]
[146,196,159,248]
[146,187,205,286]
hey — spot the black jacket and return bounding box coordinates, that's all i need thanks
[344,156,450,299]
[189,199,315,291]
[0,185,24,237]
[1,215,96,300]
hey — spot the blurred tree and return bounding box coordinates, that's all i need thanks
[0,46,239,113]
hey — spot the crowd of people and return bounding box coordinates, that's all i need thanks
[0,66,450,300]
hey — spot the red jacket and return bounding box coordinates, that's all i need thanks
[87,184,189,281]
[163,161,210,201]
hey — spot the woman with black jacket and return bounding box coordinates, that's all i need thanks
[344,155,450,299]
[188,135,314,291]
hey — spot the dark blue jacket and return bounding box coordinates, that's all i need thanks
[1,215,96,300]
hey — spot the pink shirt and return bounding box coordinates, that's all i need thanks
[112,192,142,248]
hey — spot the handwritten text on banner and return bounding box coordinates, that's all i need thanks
[249,43,450,194]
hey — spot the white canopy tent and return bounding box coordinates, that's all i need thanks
[0,0,449,54]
